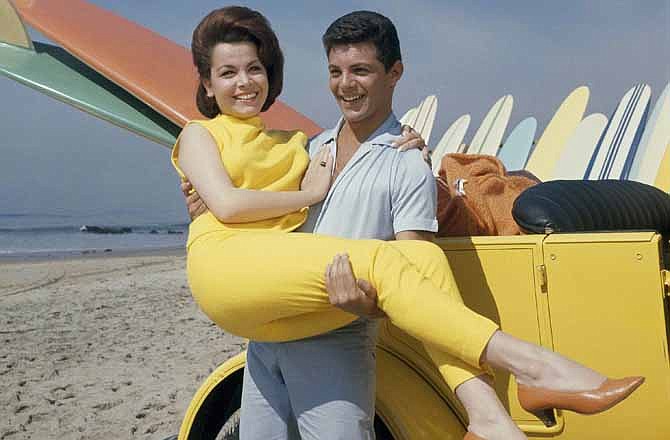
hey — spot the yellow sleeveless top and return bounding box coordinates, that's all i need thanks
[171,114,310,248]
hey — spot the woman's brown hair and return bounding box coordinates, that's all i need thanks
[191,6,284,118]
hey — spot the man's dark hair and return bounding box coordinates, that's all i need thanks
[322,11,401,71]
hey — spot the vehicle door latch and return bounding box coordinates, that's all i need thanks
[536,265,548,293]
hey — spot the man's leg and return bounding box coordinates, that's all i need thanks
[280,320,378,440]
[239,342,301,440]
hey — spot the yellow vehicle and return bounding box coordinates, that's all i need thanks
[1,4,666,437]
[174,228,670,439]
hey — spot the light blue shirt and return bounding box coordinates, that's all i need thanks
[299,113,438,238]
[242,113,439,437]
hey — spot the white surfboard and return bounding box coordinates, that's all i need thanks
[399,106,416,125]
[497,117,537,171]
[431,114,470,176]
[628,82,670,184]
[469,94,514,155]
[525,86,590,181]
[585,83,651,180]
[654,142,670,192]
[551,113,608,180]
[411,95,438,144]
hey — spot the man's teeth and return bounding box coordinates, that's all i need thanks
[236,93,257,100]
[342,95,364,103]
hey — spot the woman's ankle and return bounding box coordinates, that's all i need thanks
[481,332,544,383]
[480,332,607,391]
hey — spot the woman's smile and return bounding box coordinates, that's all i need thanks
[204,41,269,119]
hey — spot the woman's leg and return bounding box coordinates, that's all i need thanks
[187,231,497,372]
[187,230,640,436]
[456,376,526,439]
[482,331,605,393]
[387,241,525,439]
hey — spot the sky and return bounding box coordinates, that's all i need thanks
[1,0,669,224]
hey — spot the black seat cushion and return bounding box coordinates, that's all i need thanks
[512,180,670,235]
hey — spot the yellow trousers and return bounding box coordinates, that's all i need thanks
[187,231,499,391]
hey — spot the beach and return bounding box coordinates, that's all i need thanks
[0,250,245,440]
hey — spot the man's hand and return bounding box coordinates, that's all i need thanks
[181,180,208,220]
[325,254,386,319]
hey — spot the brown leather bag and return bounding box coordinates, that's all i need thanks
[435,153,540,237]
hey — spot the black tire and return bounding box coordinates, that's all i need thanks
[215,409,240,440]
[164,411,391,440]
[210,410,393,440]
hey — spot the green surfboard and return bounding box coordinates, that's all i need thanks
[0,41,179,147]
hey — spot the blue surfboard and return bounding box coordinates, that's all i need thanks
[497,117,537,171]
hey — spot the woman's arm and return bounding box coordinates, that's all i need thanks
[177,123,332,223]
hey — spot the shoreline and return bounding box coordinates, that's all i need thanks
[0,245,186,264]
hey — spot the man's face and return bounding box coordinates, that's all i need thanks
[327,42,402,125]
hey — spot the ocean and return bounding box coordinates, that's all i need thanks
[0,211,188,259]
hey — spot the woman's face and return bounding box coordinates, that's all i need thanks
[203,41,269,119]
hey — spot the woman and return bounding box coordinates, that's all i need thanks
[172,7,643,440]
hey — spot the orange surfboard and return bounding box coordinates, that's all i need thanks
[12,0,322,137]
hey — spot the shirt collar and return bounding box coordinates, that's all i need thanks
[321,112,402,148]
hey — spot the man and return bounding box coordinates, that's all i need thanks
[184,11,436,439]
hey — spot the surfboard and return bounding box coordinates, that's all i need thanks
[399,107,417,125]
[469,94,514,155]
[410,95,438,145]
[653,142,670,192]
[12,0,322,136]
[0,0,32,49]
[551,113,608,180]
[0,41,179,146]
[628,82,670,184]
[497,117,537,171]
[525,86,590,181]
[584,83,651,180]
[431,114,470,176]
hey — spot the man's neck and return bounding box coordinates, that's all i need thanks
[337,109,392,153]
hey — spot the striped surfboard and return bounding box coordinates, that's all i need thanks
[584,84,651,180]
[628,82,670,184]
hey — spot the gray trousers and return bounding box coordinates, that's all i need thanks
[239,319,378,440]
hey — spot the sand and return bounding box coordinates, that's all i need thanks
[0,251,245,440]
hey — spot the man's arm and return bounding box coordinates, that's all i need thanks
[395,230,435,241]
[327,151,438,317]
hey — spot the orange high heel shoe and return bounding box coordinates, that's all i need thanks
[517,376,645,427]
[463,432,485,440]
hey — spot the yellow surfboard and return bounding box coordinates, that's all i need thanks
[653,142,670,192]
[525,86,590,181]
[0,0,33,49]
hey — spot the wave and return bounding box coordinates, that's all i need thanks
[0,213,74,219]
[0,223,188,234]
